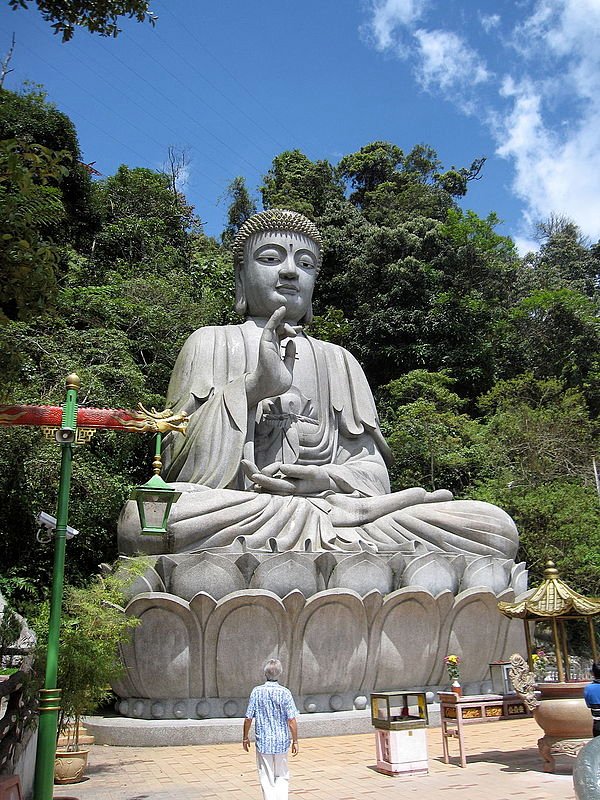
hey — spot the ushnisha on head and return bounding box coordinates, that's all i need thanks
[233,209,324,325]
[232,209,323,269]
[264,658,283,681]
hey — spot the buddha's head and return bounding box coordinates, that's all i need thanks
[232,209,323,325]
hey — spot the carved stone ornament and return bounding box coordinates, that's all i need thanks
[508,652,540,711]
[539,735,589,774]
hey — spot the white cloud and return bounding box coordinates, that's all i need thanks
[513,235,540,256]
[366,0,428,50]
[515,0,600,61]
[496,78,600,241]
[361,0,600,242]
[479,13,500,33]
[414,29,490,92]
[496,2,600,240]
[174,162,190,192]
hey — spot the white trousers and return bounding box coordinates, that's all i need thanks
[255,751,290,800]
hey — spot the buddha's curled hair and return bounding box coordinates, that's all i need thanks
[232,209,323,268]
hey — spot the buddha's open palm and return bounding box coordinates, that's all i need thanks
[245,306,300,405]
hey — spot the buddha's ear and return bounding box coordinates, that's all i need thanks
[234,267,247,317]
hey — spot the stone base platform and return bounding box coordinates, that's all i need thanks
[85,706,443,747]
[111,550,528,720]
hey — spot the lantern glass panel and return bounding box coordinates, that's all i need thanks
[130,476,181,536]
[138,496,169,534]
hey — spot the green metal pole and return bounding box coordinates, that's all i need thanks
[33,374,80,800]
[153,431,163,473]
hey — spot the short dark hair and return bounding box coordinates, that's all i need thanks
[592,662,600,679]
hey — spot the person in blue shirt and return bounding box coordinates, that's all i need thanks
[243,659,299,800]
[584,662,600,737]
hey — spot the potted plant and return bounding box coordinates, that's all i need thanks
[444,653,462,695]
[33,565,139,784]
[531,647,550,682]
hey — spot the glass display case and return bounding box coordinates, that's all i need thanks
[370,691,430,776]
[370,691,428,730]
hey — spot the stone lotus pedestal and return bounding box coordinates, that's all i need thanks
[111,548,527,721]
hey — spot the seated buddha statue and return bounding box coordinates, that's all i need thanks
[118,209,518,559]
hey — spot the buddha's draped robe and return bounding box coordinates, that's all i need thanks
[118,320,518,558]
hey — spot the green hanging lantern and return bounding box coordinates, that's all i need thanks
[130,433,181,535]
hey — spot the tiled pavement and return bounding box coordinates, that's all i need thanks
[53,717,576,800]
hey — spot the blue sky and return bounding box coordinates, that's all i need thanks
[2,0,599,251]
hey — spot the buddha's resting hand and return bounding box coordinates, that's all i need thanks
[242,460,334,496]
[245,306,300,406]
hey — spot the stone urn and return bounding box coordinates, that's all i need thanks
[534,682,591,772]
[54,748,89,784]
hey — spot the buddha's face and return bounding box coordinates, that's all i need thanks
[240,230,319,323]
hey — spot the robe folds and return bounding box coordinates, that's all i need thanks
[118,320,518,558]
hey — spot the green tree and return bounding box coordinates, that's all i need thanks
[473,374,600,592]
[477,374,596,487]
[32,566,141,748]
[91,165,200,276]
[7,0,157,41]
[503,219,600,411]
[337,140,405,207]
[474,481,600,595]
[0,138,69,324]
[523,216,600,298]
[313,208,517,395]
[501,289,600,412]
[0,87,99,248]
[221,175,256,247]
[378,370,484,494]
[337,142,485,225]
[298,144,518,396]
[0,153,231,600]
[261,149,343,219]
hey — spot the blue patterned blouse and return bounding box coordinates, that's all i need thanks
[245,681,299,754]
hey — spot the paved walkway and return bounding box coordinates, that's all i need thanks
[53,717,576,800]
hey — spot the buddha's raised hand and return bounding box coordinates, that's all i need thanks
[245,306,300,405]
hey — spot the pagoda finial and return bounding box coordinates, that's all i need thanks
[544,560,559,579]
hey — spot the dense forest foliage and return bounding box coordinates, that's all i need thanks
[1,86,599,606]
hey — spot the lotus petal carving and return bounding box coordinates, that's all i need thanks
[461,556,511,594]
[327,553,393,595]
[400,552,460,595]
[249,552,318,597]
[112,555,528,719]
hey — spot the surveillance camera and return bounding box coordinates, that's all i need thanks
[55,428,76,444]
[36,511,80,540]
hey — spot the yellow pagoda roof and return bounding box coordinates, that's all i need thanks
[498,561,600,619]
